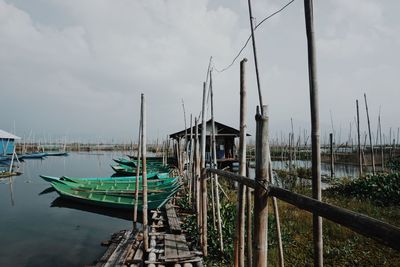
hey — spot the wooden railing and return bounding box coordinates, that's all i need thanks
[205,168,400,252]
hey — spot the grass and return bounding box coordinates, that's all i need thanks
[177,173,400,266]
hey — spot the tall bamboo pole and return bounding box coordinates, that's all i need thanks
[210,71,224,251]
[330,133,334,178]
[253,105,269,267]
[304,1,323,265]
[379,115,384,169]
[268,157,284,267]
[194,118,201,229]
[235,58,247,267]
[247,0,264,112]
[133,107,142,224]
[189,114,194,203]
[364,93,376,174]
[246,166,253,267]
[140,94,149,251]
[200,81,208,256]
[356,100,362,177]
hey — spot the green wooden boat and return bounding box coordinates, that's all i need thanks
[50,180,179,210]
[49,179,181,194]
[40,175,179,191]
[40,172,170,184]
[113,158,166,168]
[111,164,170,176]
[127,155,164,162]
[113,158,136,167]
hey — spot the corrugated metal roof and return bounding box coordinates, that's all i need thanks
[0,129,21,140]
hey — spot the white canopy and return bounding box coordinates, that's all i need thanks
[0,129,21,140]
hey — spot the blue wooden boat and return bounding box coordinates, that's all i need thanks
[44,152,69,156]
[19,152,47,159]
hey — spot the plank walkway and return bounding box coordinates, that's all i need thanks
[92,200,203,267]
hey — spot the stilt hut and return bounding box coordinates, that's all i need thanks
[169,120,249,169]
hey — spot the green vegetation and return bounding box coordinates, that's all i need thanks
[326,173,400,206]
[177,171,400,266]
[387,156,400,171]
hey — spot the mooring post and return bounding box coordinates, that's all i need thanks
[330,133,334,178]
[364,93,376,174]
[194,118,201,230]
[200,80,208,256]
[234,58,248,267]
[140,93,149,252]
[253,105,269,267]
[189,114,194,203]
[356,100,362,177]
[304,0,323,265]
[210,71,224,251]
[133,104,142,224]
[246,173,253,267]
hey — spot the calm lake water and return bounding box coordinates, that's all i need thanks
[0,152,135,267]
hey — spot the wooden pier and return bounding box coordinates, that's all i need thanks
[92,201,203,267]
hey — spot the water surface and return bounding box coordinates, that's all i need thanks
[0,152,135,267]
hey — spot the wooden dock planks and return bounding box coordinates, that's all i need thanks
[165,203,182,234]
[164,234,192,261]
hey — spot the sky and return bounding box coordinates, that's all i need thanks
[0,0,399,144]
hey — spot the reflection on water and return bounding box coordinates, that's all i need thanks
[51,197,137,222]
[0,152,135,267]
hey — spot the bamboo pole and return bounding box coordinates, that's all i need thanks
[234,58,247,267]
[140,93,149,251]
[210,71,224,251]
[189,114,194,203]
[247,0,264,112]
[268,160,284,267]
[253,105,269,267]
[200,81,208,256]
[194,118,201,229]
[133,106,142,224]
[356,100,362,177]
[330,133,334,178]
[304,0,323,265]
[379,114,384,169]
[364,93,376,174]
[246,162,253,267]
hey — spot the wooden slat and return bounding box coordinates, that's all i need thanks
[165,203,182,234]
[164,234,179,259]
[175,234,191,258]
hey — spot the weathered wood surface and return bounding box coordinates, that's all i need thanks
[94,230,138,267]
[166,203,182,234]
[206,167,400,251]
[269,186,400,251]
[164,234,193,261]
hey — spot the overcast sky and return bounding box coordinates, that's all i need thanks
[1,0,399,144]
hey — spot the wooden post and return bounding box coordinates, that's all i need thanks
[133,106,142,224]
[379,114,384,170]
[194,118,201,229]
[189,114,194,203]
[235,58,247,267]
[210,71,224,251]
[304,1,323,265]
[140,93,149,251]
[246,166,253,267]
[253,105,269,267]
[364,93,376,174]
[356,100,362,177]
[247,0,264,112]
[330,133,334,178]
[200,81,208,256]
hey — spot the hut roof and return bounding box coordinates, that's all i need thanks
[169,120,250,140]
[0,129,21,140]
